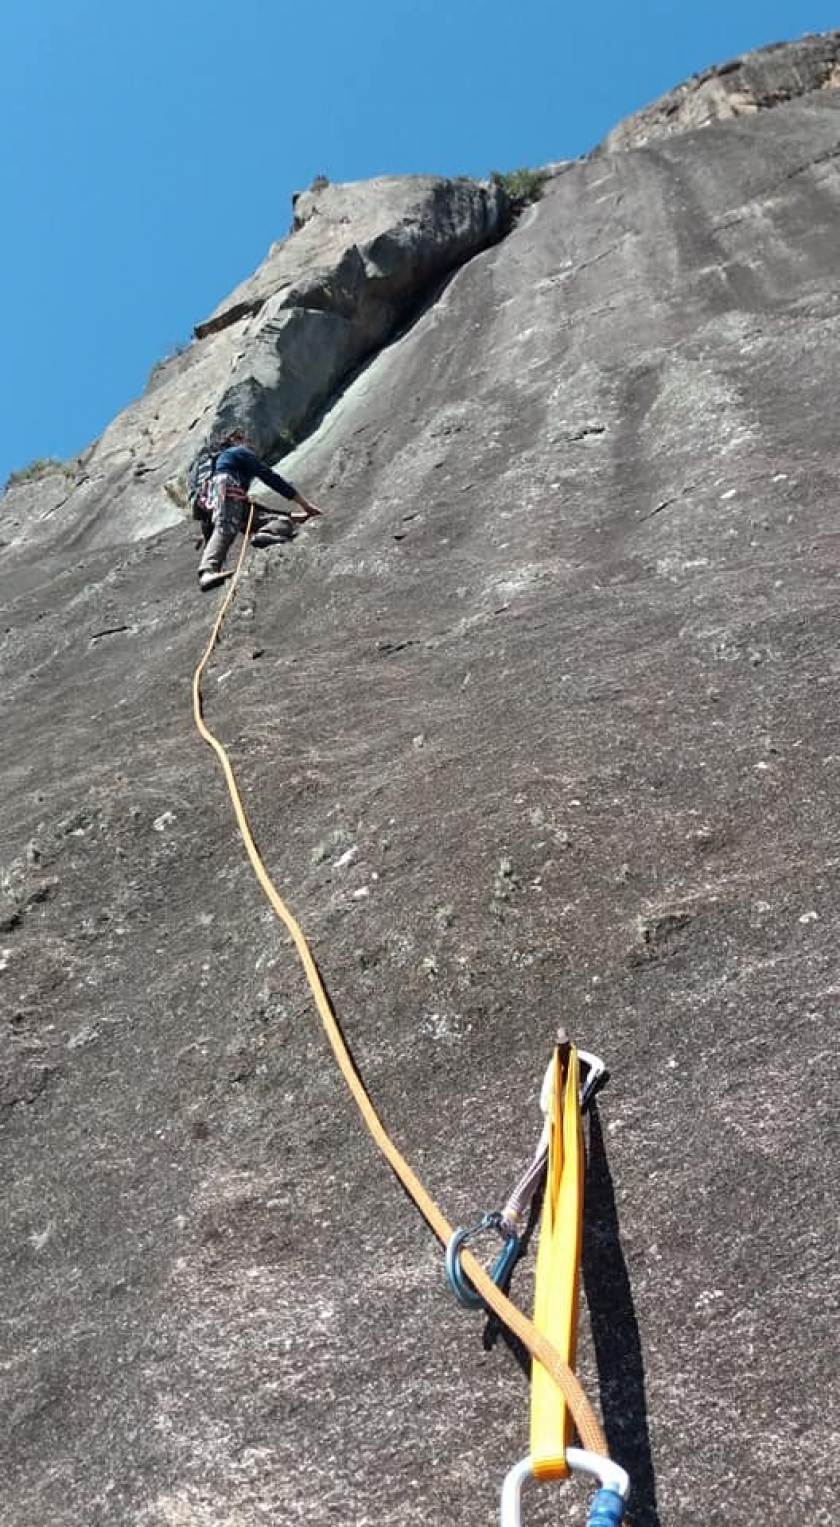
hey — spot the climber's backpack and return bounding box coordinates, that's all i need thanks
[186,444,217,518]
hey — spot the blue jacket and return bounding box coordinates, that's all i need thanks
[214,446,296,500]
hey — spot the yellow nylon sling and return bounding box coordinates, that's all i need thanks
[530,1041,584,1481]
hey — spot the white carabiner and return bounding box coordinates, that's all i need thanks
[500,1449,629,1527]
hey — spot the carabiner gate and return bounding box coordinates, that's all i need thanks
[445,1212,523,1310]
[577,1048,609,1112]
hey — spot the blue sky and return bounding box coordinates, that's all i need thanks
[2,0,838,486]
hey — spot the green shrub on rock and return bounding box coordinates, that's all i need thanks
[4,457,74,491]
[491,166,549,212]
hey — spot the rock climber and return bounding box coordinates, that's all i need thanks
[197,430,322,590]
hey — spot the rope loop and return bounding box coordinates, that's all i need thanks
[191,519,611,1464]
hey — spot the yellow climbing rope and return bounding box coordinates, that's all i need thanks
[190,512,609,1461]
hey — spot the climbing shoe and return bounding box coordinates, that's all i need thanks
[199,569,232,591]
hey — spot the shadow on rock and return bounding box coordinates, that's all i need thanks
[583,1104,660,1527]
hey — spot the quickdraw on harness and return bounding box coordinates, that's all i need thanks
[187,443,218,519]
[445,1034,629,1527]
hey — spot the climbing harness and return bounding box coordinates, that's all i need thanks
[191,527,625,1519]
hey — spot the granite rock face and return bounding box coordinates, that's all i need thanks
[0,175,507,558]
[602,26,840,150]
[2,35,839,1527]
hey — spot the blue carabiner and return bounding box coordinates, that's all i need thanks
[586,1489,626,1527]
[445,1212,523,1310]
